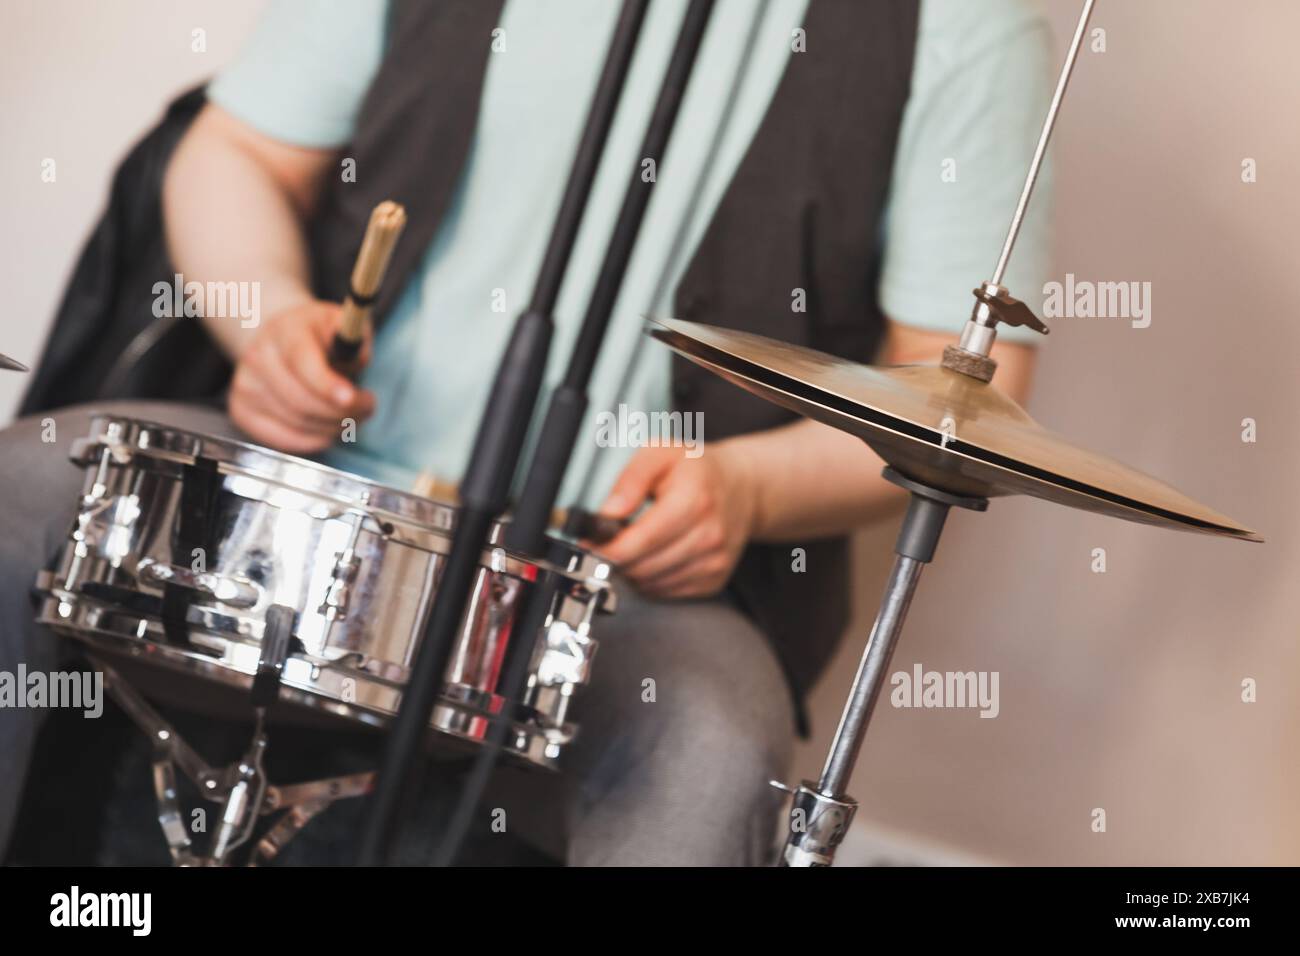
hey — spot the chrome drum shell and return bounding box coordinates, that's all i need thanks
[34,417,613,770]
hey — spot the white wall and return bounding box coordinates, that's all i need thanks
[0,0,267,415]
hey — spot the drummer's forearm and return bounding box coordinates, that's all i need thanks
[721,420,903,542]
[162,104,331,360]
[734,326,1038,542]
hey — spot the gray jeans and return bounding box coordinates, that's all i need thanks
[0,401,794,865]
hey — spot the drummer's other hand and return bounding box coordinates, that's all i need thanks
[228,300,376,453]
[595,443,759,600]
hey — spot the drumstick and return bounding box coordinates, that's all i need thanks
[328,200,407,376]
[411,472,628,545]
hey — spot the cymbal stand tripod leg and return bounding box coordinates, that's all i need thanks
[772,468,987,867]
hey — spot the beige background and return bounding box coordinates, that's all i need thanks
[2,1,1296,864]
[796,0,1300,865]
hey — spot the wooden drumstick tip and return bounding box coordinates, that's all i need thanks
[337,200,408,345]
[412,472,456,502]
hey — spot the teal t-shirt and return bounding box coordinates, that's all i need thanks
[209,0,1054,508]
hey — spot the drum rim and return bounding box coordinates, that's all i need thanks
[77,415,607,582]
[82,413,459,520]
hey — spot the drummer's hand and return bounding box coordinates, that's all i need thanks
[228,300,376,454]
[594,443,759,600]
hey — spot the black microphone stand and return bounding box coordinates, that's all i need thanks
[355,0,649,866]
[431,0,718,867]
[358,0,716,866]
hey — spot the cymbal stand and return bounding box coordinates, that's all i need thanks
[771,470,985,866]
[775,0,1097,866]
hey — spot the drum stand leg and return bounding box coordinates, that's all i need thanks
[772,468,987,867]
[91,656,374,866]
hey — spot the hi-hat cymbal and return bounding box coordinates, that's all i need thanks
[0,353,27,372]
[649,319,1260,542]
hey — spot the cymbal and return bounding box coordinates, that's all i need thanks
[0,353,27,372]
[649,319,1261,542]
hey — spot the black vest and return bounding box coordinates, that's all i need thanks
[311,0,921,726]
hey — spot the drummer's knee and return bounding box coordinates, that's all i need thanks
[580,597,796,793]
[658,663,793,782]
[566,609,794,864]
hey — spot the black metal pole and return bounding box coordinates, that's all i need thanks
[355,0,652,866]
[507,0,717,554]
[432,0,718,867]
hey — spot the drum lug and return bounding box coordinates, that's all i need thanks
[71,491,142,563]
[535,618,596,690]
[319,550,361,620]
[320,508,368,621]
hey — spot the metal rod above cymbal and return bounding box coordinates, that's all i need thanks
[952,0,1097,374]
[991,0,1096,288]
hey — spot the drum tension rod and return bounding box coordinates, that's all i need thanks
[773,468,987,867]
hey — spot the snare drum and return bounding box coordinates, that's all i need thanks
[34,416,613,770]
